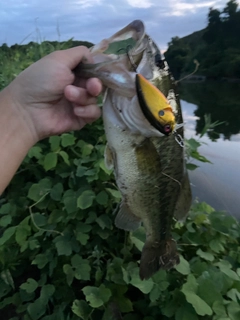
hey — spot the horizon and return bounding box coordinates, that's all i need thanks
[1,0,239,51]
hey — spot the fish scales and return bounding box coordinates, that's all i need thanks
[76,20,192,280]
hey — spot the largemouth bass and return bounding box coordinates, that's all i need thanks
[75,20,192,280]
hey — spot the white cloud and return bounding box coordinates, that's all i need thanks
[126,0,153,8]
[166,0,216,16]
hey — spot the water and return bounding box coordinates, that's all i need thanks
[180,81,240,219]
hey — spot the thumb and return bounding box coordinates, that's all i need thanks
[57,46,94,70]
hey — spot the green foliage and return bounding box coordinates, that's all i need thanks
[1,36,240,320]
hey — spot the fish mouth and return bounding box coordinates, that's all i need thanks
[136,74,176,135]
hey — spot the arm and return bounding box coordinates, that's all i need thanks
[0,46,102,194]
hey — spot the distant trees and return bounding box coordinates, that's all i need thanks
[165,0,240,79]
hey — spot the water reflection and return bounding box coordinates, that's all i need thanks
[180,82,240,140]
[180,82,240,219]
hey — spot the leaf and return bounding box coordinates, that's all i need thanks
[59,151,70,165]
[20,278,38,293]
[96,191,109,205]
[129,267,154,294]
[1,269,15,289]
[49,136,61,151]
[28,146,42,159]
[76,232,89,245]
[196,249,214,261]
[71,255,91,281]
[50,183,63,201]
[227,301,240,320]
[82,284,111,308]
[0,215,12,227]
[43,152,58,171]
[175,304,199,320]
[216,261,240,281]
[0,226,16,245]
[212,301,227,316]
[182,275,212,316]
[175,255,190,275]
[105,188,121,200]
[227,288,240,302]
[186,163,199,170]
[40,284,55,304]
[27,298,46,320]
[55,236,72,256]
[77,190,95,209]
[28,180,51,201]
[72,300,92,319]
[96,214,112,229]
[186,138,201,151]
[63,264,74,286]
[61,133,76,147]
[32,254,49,269]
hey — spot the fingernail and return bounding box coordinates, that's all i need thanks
[74,107,85,116]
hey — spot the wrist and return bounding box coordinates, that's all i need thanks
[0,85,37,193]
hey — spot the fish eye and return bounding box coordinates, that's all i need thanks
[159,110,165,117]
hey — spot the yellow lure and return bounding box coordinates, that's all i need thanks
[136,73,176,135]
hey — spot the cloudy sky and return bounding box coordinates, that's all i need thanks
[1,0,239,51]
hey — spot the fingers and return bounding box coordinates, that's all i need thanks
[64,85,97,105]
[86,78,102,97]
[74,104,101,121]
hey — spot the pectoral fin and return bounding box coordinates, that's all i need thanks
[115,201,141,231]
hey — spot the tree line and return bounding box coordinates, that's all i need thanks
[164,0,240,79]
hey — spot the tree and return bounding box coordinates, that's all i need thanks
[223,0,238,19]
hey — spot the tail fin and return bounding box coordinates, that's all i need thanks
[139,239,180,280]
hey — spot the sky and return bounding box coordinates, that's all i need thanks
[1,0,239,51]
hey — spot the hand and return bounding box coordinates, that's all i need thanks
[7,46,102,143]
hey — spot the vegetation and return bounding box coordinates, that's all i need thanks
[165,0,240,79]
[0,37,240,319]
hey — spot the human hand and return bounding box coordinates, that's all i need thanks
[7,46,102,144]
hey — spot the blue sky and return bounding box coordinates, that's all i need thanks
[1,0,239,51]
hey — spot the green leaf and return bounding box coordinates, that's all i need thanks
[0,215,12,227]
[175,255,190,275]
[1,269,15,289]
[72,300,92,319]
[28,180,51,201]
[54,236,72,256]
[59,151,70,165]
[106,188,121,200]
[15,225,31,245]
[61,133,76,147]
[197,249,214,261]
[71,255,91,281]
[209,239,225,253]
[96,191,109,205]
[186,138,201,151]
[227,288,240,302]
[43,152,58,171]
[76,232,89,245]
[49,136,61,151]
[175,304,199,320]
[227,301,240,320]
[63,264,74,286]
[50,183,63,201]
[82,284,111,308]
[77,190,95,209]
[28,146,42,159]
[27,298,46,320]
[40,284,55,304]
[32,254,49,269]
[0,226,16,245]
[96,214,112,229]
[212,301,227,316]
[20,278,38,293]
[129,267,154,294]
[216,261,240,281]
[186,163,199,170]
[182,275,212,316]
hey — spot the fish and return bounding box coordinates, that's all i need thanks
[75,20,192,280]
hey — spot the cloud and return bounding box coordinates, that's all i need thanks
[1,0,240,50]
[126,0,153,8]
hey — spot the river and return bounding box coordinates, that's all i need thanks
[180,81,240,219]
